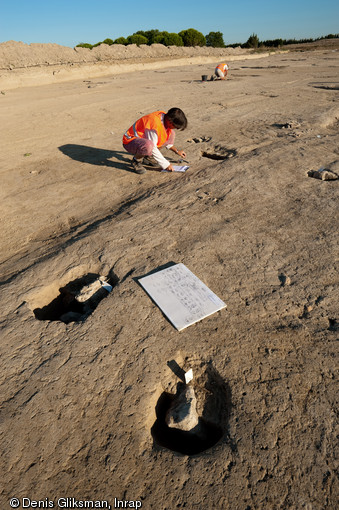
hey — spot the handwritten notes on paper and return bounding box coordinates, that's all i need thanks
[138,263,226,331]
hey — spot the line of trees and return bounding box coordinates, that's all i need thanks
[76,29,339,50]
[228,32,339,49]
[77,29,213,49]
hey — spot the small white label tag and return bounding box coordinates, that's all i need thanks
[185,369,193,384]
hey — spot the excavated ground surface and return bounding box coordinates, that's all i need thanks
[0,43,338,509]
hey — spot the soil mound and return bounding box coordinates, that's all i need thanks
[0,40,247,70]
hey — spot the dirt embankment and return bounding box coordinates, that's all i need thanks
[281,37,339,52]
[0,40,258,89]
[0,40,251,70]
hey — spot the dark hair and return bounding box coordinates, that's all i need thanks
[165,107,188,130]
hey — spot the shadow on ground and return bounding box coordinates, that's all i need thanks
[59,144,134,172]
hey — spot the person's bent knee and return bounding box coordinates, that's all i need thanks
[143,140,154,156]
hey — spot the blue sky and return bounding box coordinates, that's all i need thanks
[0,0,338,48]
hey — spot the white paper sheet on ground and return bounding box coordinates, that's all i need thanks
[162,165,189,173]
[138,263,226,331]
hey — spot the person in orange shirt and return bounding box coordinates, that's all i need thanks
[122,107,187,174]
[214,63,229,80]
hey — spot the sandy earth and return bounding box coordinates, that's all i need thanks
[0,41,254,90]
[0,42,338,510]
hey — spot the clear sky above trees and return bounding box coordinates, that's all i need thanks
[1,0,338,48]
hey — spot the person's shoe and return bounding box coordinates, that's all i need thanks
[143,156,158,167]
[132,157,146,174]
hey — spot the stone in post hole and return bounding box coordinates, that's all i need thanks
[165,386,199,432]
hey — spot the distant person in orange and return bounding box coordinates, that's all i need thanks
[122,108,188,174]
[214,63,229,80]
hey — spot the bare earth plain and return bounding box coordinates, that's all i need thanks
[0,41,338,509]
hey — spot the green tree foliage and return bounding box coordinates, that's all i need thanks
[261,38,283,47]
[135,29,160,45]
[154,31,184,46]
[76,43,93,49]
[113,37,128,45]
[127,34,148,45]
[179,28,206,47]
[205,31,225,48]
[146,29,162,45]
[134,30,148,40]
[113,37,128,46]
[79,30,339,51]
[245,33,260,48]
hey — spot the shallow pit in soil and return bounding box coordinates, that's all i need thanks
[33,271,118,323]
[151,363,231,455]
[201,148,237,160]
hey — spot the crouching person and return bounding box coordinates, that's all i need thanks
[214,63,229,80]
[122,107,187,174]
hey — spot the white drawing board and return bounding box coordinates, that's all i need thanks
[138,263,226,331]
[162,165,189,173]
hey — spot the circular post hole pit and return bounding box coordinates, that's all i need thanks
[201,148,237,160]
[151,364,231,455]
[33,271,118,323]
